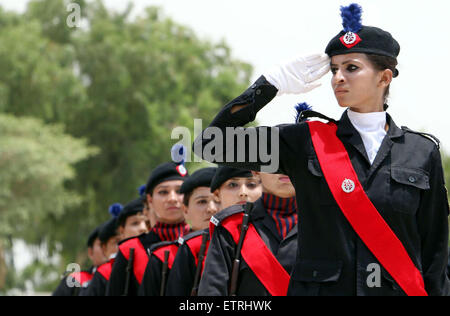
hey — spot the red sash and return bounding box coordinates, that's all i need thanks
[221,213,290,296]
[97,259,114,281]
[307,120,427,296]
[120,238,148,284]
[153,244,179,269]
[186,235,210,273]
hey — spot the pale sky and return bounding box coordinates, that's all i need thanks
[2,0,450,153]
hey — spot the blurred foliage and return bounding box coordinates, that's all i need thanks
[0,114,97,292]
[0,0,252,292]
[0,114,98,237]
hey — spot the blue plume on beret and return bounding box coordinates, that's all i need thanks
[171,143,187,165]
[295,102,312,123]
[340,3,363,33]
[108,203,123,218]
[138,185,146,197]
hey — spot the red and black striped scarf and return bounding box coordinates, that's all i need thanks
[151,222,191,241]
[262,192,298,240]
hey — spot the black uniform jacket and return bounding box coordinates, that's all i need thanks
[106,231,161,296]
[52,267,95,296]
[198,198,298,296]
[165,229,209,296]
[138,240,179,296]
[81,257,114,296]
[193,75,450,296]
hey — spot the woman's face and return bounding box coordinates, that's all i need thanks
[185,187,221,231]
[119,213,148,241]
[257,172,295,198]
[88,238,107,267]
[330,53,390,113]
[148,180,185,224]
[101,236,119,259]
[215,177,262,209]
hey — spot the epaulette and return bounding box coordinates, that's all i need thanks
[149,240,178,254]
[209,204,245,227]
[298,110,338,124]
[401,126,440,149]
[177,229,206,245]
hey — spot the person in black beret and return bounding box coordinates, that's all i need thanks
[138,184,156,230]
[83,199,149,296]
[86,226,108,268]
[194,3,449,296]
[117,198,148,241]
[198,171,299,296]
[98,218,120,260]
[210,166,262,210]
[107,159,191,296]
[52,225,105,296]
[145,167,220,296]
[81,204,122,296]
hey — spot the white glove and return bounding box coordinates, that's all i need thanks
[263,53,330,96]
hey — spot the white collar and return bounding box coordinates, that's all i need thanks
[347,109,386,132]
[346,109,387,164]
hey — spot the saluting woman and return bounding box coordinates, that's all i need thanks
[194,3,449,296]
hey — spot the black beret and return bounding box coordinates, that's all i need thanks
[210,166,253,192]
[325,26,400,59]
[86,225,101,248]
[98,218,118,244]
[325,4,400,59]
[145,162,189,195]
[117,198,144,227]
[180,167,217,195]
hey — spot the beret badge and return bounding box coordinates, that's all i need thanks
[340,31,361,48]
[339,3,363,49]
[176,164,188,177]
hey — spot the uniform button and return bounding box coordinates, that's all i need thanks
[312,271,318,278]
[408,176,416,183]
[255,89,261,95]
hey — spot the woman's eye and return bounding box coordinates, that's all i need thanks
[158,190,168,195]
[228,182,238,189]
[331,67,338,74]
[197,200,208,205]
[347,65,358,72]
[246,182,258,189]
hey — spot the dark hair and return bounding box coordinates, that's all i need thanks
[183,191,193,207]
[365,54,398,110]
[117,211,144,228]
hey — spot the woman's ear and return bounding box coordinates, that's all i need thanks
[213,189,221,203]
[100,243,107,257]
[379,69,393,88]
[118,225,125,238]
[146,193,153,209]
[182,203,188,216]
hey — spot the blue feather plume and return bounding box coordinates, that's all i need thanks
[340,3,363,33]
[171,143,187,165]
[108,203,123,218]
[138,185,146,197]
[295,102,312,123]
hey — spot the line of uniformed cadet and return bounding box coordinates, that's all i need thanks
[53,153,307,296]
[52,109,450,297]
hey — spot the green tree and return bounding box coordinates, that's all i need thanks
[0,114,97,292]
[0,0,252,290]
